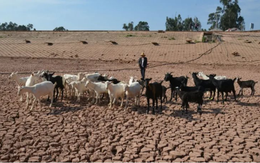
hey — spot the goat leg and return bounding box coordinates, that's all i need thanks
[251,88,255,95]
[209,91,212,100]
[152,99,155,114]
[61,88,64,101]
[232,89,236,101]
[160,96,163,113]
[30,98,36,111]
[146,98,150,114]
[212,90,215,100]
[185,103,188,114]
[175,91,178,101]
[37,98,41,108]
[50,93,54,107]
[169,89,173,101]
[120,96,124,107]
[225,92,228,101]
[55,88,59,101]
[217,90,219,103]
[221,92,224,104]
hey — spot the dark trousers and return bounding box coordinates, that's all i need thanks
[140,68,146,80]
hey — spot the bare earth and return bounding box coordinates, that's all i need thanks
[0,31,260,162]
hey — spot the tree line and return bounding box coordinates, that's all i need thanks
[123,0,244,31]
[0,0,245,32]
[0,22,34,31]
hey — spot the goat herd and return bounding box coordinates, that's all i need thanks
[8,70,258,114]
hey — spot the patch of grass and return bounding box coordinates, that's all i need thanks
[141,34,152,37]
[202,36,207,42]
[161,36,167,38]
[194,40,200,43]
[238,38,242,40]
[125,34,135,37]
[168,37,175,40]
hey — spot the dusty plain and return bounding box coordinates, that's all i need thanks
[0,31,260,162]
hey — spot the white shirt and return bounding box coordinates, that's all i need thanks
[142,58,144,67]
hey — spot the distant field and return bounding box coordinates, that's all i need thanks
[0,31,260,162]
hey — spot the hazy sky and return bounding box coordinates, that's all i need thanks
[0,0,259,31]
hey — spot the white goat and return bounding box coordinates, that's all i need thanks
[125,82,142,108]
[18,81,55,110]
[106,82,127,108]
[63,72,84,97]
[9,72,29,86]
[129,76,138,85]
[69,78,90,101]
[85,72,101,82]
[9,72,30,101]
[25,73,44,107]
[85,80,108,104]
[198,72,227,80]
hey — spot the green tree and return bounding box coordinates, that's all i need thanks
[134,21,149,31]
[6,22,18,30]
[0,22,8,31]
[128,21,134,31]
[123,23,129,31]
[193,17,201,31]
[122,21,134,31]
[27,24,33,30]
[207,6,222,30]
[0,22,34,31]
[165,14,183,31]
[53,26,67,31]
[182,17,193,31]
[166,15,201,31]
[165,17,176,31]
[208,0,245,31]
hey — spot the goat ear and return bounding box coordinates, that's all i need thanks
[148,78,152,81]
[31,73,34,76]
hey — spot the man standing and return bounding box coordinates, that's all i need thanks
[138,52,147,80]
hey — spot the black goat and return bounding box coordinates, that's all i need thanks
[208,74,236,104]
[164,72,188,101]
[237,78,257,96]
[97,75,108,82]
[108,78,121,84]
[192,72,215,100]
[144,78,163,114]
[176,87,204,114]
[161,85,169,102]
[97,75,121,84]
[179,81,199,92]
[42,71,64,101]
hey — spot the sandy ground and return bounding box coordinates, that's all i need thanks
[0,31,260,162]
